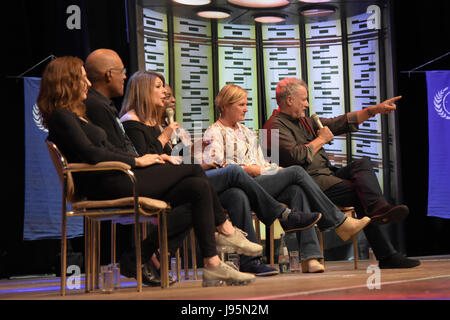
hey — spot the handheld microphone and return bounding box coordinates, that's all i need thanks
[165,108,178,145]
[311,114,323,129]
[311,114,333,145]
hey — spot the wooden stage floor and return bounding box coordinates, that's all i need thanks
[1,255,449,301]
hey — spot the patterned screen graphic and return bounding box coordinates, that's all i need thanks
[217,23,258,130]
[347,12,384,189]
[139,8,390,192]
[305,20,348,169]
[173,16,214,139]
[262,24,302,118]
[142,8,169,81]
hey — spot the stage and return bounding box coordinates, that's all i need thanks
[1,255,449,301]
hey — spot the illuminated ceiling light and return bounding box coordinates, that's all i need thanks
[172,0,211,6]
[228,0,289,9]
[298,0,332,3]
[253,13,286,23]
[196,8,231,19]
[299,5,336,17]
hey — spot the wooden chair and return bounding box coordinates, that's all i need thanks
[254,206,359,269]
[46,140,171,295]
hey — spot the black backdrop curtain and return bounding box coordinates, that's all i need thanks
[2,0,130,277]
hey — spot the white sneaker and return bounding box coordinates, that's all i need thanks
[202,261,256,287]
[216,228,263,256]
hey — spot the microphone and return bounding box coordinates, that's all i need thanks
[311,114,333,145]
[311,114,323,129]
[165,108,178,145]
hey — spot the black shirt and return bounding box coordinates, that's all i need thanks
[85,87,137,156]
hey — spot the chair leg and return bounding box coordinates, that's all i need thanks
[352,235,358,269]
[317,226,325,266]
[159,210,169,288]
[176,248,181,281]
[190,229,197,280]
[183,236,189,280]
[60,215,68,296]
[134,215,142,293]
[111,222,117,265]
[269,223,275,266]
[84,217,91,293]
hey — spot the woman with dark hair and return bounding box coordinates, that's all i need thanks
[37,56,258,287]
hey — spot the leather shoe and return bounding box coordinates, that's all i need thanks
[279,210,322,233]
[301,259,324,273]
[369,201,409,225]
[335,216,371,242]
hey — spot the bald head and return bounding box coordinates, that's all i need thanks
[85,49,126,98]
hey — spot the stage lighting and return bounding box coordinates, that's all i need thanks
[253,13,286,23]
[173,0,211,6]
[197,8,231,19]
[227,0,289,9]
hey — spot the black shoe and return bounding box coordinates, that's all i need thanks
[240,259,279,277]
[369,201,409,225]
[119,253,162,287]
[379,253,421,269]
[279,210,322,233]
[145,260,177,286]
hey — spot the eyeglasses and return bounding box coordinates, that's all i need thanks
[109,67,127,75]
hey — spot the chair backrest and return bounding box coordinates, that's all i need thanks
[45,140,77,203]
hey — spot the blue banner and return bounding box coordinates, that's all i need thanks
[24,77,83,240]
[426,71,450,219]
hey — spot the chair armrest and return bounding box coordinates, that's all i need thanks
[67,161,131,173]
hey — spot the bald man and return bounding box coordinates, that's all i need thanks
[84,49,192,286]
[84,49,136,154]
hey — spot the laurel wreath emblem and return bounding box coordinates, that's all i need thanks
[32,103,48,132]
[434,87,450,120]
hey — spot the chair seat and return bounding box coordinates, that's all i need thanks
[72,196,169,211]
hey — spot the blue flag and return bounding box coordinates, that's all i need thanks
[23,77,83,240]
[426,71,450,219]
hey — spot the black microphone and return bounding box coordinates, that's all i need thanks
[165,108,178,145]
[311,114,333,145]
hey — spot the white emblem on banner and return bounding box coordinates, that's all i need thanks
[434,87,450,120]
[32,103,48,132]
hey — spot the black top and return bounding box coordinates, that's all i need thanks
[47,108,137,196]
[85,87,137,156]
[122,120,172,156]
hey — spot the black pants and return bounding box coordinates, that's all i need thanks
[323,158,396,260]
[82,163,227,258]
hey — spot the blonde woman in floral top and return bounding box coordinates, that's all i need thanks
[204,84,371,273]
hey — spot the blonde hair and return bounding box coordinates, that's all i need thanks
[37,56,86,128]
[120,71,166,124]
[215,84,248,114]
[276,78,307,106]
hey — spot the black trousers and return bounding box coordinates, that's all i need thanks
[323,158,396,260]
[82,163,227,258]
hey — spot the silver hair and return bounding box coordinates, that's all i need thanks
[275,78,307,106]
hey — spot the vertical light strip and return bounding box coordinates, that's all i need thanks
[305,19,347,168]
[217,23,259,129]
[173,16,214,138]
[262,24,302,119]
[142,8,169,82]
[347,12,384,190]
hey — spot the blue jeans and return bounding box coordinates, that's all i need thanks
[206,165,286,226]
[255,165,347,261]
[218,187,259,267]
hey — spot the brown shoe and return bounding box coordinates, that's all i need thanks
[370,204,409,225]
[335,216,371,242]
[301,259,324,273]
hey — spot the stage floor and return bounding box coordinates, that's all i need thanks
[1,255,449,301]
